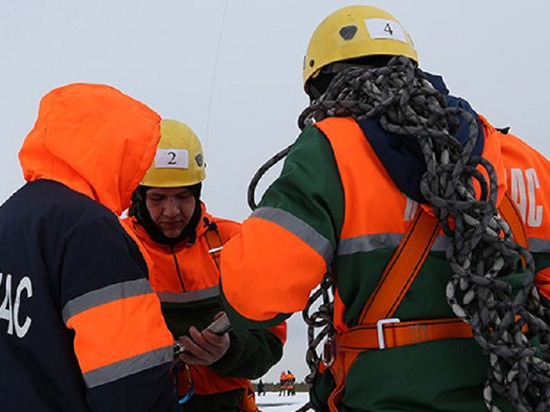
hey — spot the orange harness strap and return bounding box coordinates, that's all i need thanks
[327,193,528,411]
[339,317,473,351]
[499,192,529,249]
[204,223,224,270]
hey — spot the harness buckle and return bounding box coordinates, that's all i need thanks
[376,318,400,349]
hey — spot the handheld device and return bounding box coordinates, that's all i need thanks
[204,312,233,335]
[174,313,233,356]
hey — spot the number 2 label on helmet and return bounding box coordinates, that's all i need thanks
[154,148,189,169]
[365,18,407,43]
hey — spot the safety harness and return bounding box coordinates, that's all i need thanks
[326,193,528,411]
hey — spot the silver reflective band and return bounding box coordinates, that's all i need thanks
[62,279,152,324]
[338,233,403,255]
[157,285,219,303]
[252,207,333,266]
[529,237,550,253]
[83,346,173,388]
[338,233,449,255]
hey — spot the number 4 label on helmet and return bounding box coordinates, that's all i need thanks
[154,148,189,169]
[365,18,407,43]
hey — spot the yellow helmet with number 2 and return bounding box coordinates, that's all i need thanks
[141,119,206,187]
[303,5,418,89]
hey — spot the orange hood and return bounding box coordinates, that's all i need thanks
[18,83,161,215]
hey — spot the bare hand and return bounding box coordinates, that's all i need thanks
[177,312,230,366]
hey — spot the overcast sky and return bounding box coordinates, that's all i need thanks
[2,0,550,383]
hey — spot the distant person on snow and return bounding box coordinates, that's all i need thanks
[287,370,296,396]
[278,371,287,396]
[257,379,266,396]
[122,119,286,412]
[219,5,550,412]
[0,83,180,411]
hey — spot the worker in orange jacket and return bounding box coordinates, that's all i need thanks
[499,126,550,298]
[219,5,550,412]
[0,83,179,411]
[278,371,287,396]
[122,119,286,411]
[287,370,296,396]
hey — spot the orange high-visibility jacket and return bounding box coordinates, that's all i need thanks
[123,205,286,402]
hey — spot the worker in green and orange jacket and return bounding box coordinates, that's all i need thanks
[219,5,550,412]
[122,119,286,411]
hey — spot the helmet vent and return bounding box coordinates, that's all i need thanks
[339,25,357,40]
[195,153,204,167]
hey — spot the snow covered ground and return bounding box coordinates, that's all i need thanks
[256,391,310,412]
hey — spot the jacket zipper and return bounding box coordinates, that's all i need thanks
[171,245,186,292]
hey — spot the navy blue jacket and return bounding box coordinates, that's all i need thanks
[0,181,179,411]
[0,83,179,411]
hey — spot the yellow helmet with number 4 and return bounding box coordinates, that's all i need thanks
[141,119,206,187]
[303,5,418,90]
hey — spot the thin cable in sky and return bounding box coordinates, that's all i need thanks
[205,0,229,153]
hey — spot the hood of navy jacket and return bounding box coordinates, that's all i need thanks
[18,83,161,216]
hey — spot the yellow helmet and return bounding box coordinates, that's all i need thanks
[141,119,206,187]
[303,5,418,90]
